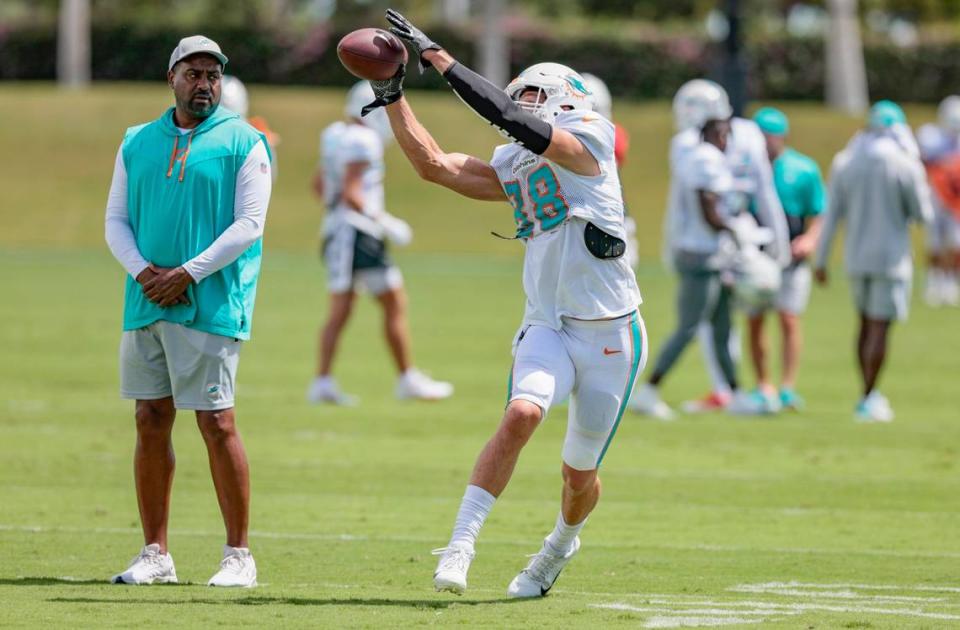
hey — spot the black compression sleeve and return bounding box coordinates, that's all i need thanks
[442,62,553,155]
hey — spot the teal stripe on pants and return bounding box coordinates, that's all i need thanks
[597,311,643,467]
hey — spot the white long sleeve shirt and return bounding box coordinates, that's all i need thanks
[104,137,272,282]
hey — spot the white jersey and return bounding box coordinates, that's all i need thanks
[665,117,789,265]
[490,110,642,329]
[671,142,734,254]
[319,121,385,236]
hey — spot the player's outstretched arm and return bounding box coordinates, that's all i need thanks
[386,9,600,177]
[385,96,505,201]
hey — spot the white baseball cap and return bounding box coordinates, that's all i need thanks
[168,35,228,71]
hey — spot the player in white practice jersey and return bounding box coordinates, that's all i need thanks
[630,80,789,419]
[308,81,453,404]
[364,10,646,598]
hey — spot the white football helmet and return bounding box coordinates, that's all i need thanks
[938,95,960,135]
[346,80,393,144]
[733,246,782,310]
[672,79,732,131]
[917,123,953,163]
[581,73,612,120]
[504,62,593,123]
[220,75,249,118]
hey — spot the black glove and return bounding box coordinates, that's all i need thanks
[386,8,442,72]
[362,64,405,117]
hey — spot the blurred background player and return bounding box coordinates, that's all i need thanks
[371,9,645,599]
[629,91,735,421]
[581,73,638,268]
[630,80,788,418]
[308,81,453,405]
[814,101,932,422]
[917,96,960,306]
[743,107,826,413]
[220,75,280,179]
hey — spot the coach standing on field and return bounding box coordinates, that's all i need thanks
[814,101,931,423]
[104,36,272,587]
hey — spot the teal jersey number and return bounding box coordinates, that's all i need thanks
[528,164,569,231]
[505,180,533,238]
[504,164,570,238]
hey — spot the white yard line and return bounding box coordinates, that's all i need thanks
[2,524,959,560]
[592,601,960,622]
[733,581,960,594]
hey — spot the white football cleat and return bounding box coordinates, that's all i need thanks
[855,391,894,423]
[507,537,580,598]
[628,383,675,420]
[111,544,178,585]
[307,376,358,406]
[208,546,257,587]
[727,389,781,416]
[396,369,454,401]
[432,545,474,594]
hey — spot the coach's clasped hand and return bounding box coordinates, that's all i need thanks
[139,263,192,307]
[386,9,441,71]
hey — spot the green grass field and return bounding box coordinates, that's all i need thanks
[0,84,957,628]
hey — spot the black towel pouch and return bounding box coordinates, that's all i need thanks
[583,221,626,259]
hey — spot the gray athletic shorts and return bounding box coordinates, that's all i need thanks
[323,223,403,296]
[120,321,241,410]
[850,275,911,322]
[749,263,812,316]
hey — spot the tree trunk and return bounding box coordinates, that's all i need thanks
[825,0,868,114]
[57,0,90,89]
[478,0,508,87]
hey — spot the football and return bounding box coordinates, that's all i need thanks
[337,28,408,81]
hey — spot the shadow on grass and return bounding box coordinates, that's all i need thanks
[47,595,522,609]
[0,577,193,587]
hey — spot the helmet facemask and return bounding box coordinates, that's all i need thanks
[504,63,592,124]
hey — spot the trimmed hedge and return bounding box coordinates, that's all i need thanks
[2,23,958,102]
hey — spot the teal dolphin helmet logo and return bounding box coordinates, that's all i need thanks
[565,75,592,96]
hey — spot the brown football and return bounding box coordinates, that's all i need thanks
[337,28,409,81]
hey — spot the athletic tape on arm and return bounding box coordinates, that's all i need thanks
[442,62,552,155]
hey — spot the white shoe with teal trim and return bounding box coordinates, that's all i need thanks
[432,544,474,594]
[506,537,580,598]
[396,368,453,401]
[307,376,358,406]
[111,544,178,585]
[855,391,894,423]
[208,546,257,587]
[628,383,675,420]
[727,389,781,416]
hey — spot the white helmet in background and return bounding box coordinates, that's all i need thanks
[937,95,960,135]
[733,247,782,310]
[220,75,249,118]
[581,73,612,120]
[504,62,593,123]
[347,81,393,144]
[916,123,952,163]
[672,79,732,131]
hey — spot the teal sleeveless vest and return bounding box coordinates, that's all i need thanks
[121,106,269,340]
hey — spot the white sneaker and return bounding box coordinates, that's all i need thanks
[727,389,781,416]
[627,383,675,420]
[208,545,257,587]
[307,376,358,406]
[396,368,454,401]
[506,537,580,598]
[111,544,178,585]
[855,391,894,423]
[432,544,474,594]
